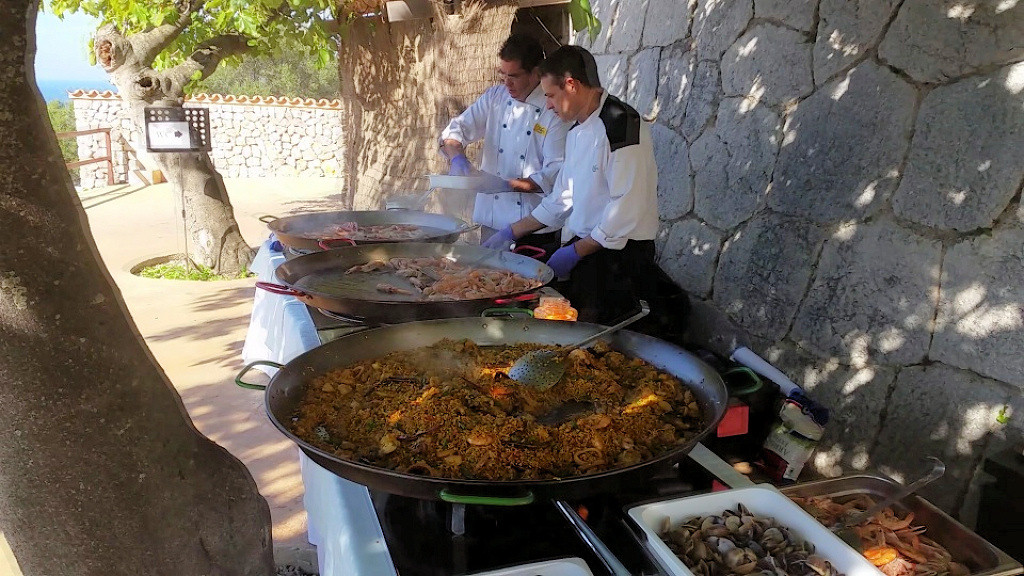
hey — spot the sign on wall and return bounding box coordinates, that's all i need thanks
[144,107,211,153]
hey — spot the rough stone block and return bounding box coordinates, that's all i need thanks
[657,42,695,128]
[606,0,649,53]
[594,53,629,98]
[765,342,897,477]
[629,47,662,117]
[659,218,724,296]
[682,60,720,142]
[652,123,693,219]
[693,0,753,61]
[879,0,1024,84]
[754,0,816,32]
[873,364,1011,512]
[643,0,694,46]
[770,62,916,224]
[722,24,814,106]
[792,219,941,365]
[692,97,780,229]
[932,222,1024,387]
[714,211,826,340]
[893,63,1024,232]
[813,0,900,85]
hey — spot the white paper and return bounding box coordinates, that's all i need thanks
[147,121,192,150]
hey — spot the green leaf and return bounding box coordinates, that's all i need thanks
[316,48,331,69]
[996,405,1011,425]
[568,0,601,42]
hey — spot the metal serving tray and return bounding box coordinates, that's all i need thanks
[780,474,1022,576]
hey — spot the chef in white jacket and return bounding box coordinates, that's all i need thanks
[439,33,570,250]
[484,45,685,328]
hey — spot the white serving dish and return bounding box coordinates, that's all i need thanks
[467,557,595,576]
[626,485,882,576]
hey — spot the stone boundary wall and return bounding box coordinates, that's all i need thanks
[575,0,1024,522]
[70,91,345,189]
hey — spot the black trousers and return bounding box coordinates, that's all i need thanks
[554,239,690,341]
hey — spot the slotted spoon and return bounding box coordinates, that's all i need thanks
[507,300,650,389]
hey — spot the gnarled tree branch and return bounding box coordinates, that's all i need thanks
[163,33,251,90]
[129,0,208,66]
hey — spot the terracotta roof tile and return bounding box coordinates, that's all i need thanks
[67,90,344,109]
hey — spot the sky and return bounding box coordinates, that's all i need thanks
[34,9,115,100]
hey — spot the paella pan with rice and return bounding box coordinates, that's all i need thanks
[289,338,706,482]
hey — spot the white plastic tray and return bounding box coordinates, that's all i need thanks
[466,557,595,576]
[626,485,882,576]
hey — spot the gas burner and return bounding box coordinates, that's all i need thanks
[316,307,369,325]
[284,246,315,258]
[369,492,616,576]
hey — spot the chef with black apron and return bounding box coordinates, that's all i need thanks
[484,45,688,334]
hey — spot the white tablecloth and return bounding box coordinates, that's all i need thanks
[242,238,398,576]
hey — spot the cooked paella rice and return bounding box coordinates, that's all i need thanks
[290,339,705,481]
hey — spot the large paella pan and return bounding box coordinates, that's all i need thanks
[238,317,729,505]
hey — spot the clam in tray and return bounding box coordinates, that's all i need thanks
[626,486,884,576]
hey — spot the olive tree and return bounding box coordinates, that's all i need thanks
[47,0,342,276]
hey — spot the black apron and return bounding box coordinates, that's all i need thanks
[554,239,690,343]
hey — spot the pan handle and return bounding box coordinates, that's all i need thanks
[318,238,357,250]
[255,281,307,298]
[258,214,279,224]
[480,307,534,318]
[493,293,540,305]
[513,245,547,259]
[234,360,283,390]
[454,223,482,235]
[439,489,535,507]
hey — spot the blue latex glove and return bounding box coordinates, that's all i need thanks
[481,225,516,251]
[546,244,582,280]
[449,154,473,176]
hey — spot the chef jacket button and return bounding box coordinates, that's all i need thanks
[527,131,532,135]
[499,148,504,153]
[517,201,521,205]
[503,123,507,128]
[520,155,525,159]
[495,194,500,199]
[507,100,512,105]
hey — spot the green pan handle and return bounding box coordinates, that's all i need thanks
[235,360,283,390]
[723,366,763,396]
[439,489,535,506]
[480,307,534,318]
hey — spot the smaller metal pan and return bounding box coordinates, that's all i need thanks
[260,210,478,252]
[257,242,554,323]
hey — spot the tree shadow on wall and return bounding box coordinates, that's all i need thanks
[689,0,1024,519]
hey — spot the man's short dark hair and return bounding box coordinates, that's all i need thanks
[538,45,602,88]
[499,34,545,71]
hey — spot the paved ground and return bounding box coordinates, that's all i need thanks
[78,177,348,559]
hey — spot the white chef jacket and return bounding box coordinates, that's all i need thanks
[440,84,570,230]
[532,91,659,250]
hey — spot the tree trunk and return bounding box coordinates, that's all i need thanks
[0,4,274,574]
[157,150,253,275]
[94,27,253,276]
[338,2,518,209]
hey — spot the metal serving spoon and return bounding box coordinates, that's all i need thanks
[507,300,650,389]
[832,456,945,549]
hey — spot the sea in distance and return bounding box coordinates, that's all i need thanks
[37,78,116,103]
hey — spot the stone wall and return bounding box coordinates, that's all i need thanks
[70,91,345,189]
[575,0,1024,519]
